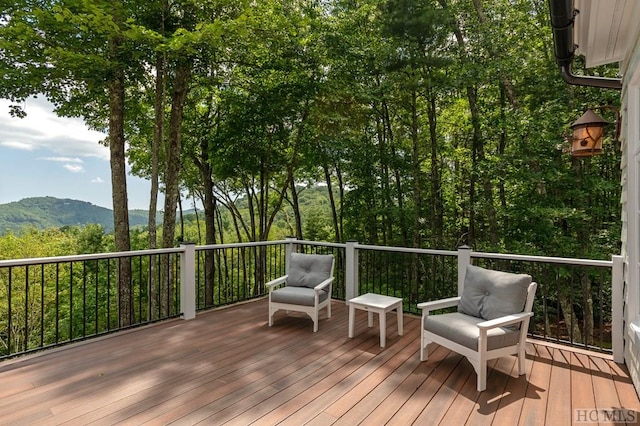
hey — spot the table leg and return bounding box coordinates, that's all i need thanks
[367,311,373,328]
[397,303,403,336]
[379,309,386,347]
[348,304,355,338]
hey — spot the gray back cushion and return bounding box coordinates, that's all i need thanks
[287,253,334,289]
[458,264,532,320]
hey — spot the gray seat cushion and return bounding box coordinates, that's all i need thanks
[287,253,333,289]
[458,264,532,320]
[270,286,329,306]
[423,312,520,351]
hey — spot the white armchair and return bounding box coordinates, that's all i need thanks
[418,264,537,391]
[267,253,335,332]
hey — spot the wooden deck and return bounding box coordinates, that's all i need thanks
[1,298,639,425]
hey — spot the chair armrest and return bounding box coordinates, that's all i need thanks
[417,296,461,313]
[314,277,334,292]
[266,275,288,291]
[477,312,533,330]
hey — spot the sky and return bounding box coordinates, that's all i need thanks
[0,97,160,210]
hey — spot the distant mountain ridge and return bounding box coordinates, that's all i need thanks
[0,197,159,234]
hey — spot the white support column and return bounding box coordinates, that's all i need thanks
[285,237,297,274]
[180,242,196,320]
[457,245,472,296]
[345,240,359,302]
[612,254,625,363]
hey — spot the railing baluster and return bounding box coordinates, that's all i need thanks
[83,262,87,338]
[24,265,29,352]
[7,267,12,355]
[55,263,59,343]
[0,241,618,359]
[40,264,44,348]
[69,262,73,341]
[107,259,111,331]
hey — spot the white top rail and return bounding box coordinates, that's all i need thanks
[294,240,347,249]
[354,243,614,267]
[0,239,615,269]
[471,251,613,267]
[355,243,458,257]
[196,240,288,251]
[0,247,184,268]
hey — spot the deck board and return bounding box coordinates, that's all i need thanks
[0,298,638,426]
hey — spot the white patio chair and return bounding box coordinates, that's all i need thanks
[267,252,335,332]
[418,264,537,391]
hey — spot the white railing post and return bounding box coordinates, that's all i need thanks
[612,254,624,363]
[345,240,359,302]
[458,245,472,296]
[285,237,297,273]
[180,242,196,320]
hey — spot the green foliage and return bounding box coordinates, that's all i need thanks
[1,0,623,261]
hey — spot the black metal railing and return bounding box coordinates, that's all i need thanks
[473,253,615,353]
[0,249,182,359]
[353,244,618,354]
[355,246,458,313]
[0,239,622,360]
[194,242,288,310]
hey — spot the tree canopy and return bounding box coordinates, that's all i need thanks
[0,0,622,261]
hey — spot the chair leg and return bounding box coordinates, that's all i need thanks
[327,300,332,319]
[420,330,429,361]
[476,359,487,392]
[518,347,526,375]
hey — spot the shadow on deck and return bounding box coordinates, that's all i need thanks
[0,298,638,425]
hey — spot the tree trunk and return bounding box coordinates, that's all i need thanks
[439,0,503,245]
[108,3,131,327]
[148,51,165,320]
[162,59,192,249]
[197,145,217,307]
[289,179,303,239]
[322,161,341,243]
[378,98,392,245]
[335,160,346,243]
[161,59,191,315]
[581,274,594,346]
[471,0,518,109]
[427,90,443,248]
[559,289,583,344]
[410,89,422,250]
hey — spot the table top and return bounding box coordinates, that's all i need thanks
[348,293,403,309]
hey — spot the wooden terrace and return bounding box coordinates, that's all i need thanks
[1,299,639,425]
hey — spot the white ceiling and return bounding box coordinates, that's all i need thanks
[574,0,640,68]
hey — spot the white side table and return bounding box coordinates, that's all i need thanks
[348,293,404,347]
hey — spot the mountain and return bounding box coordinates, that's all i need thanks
[0,197,156,234]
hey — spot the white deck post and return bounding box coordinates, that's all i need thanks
[345,240,359,301]
[458,245,472,296]
[612,254,624,363]
[180,242,197,320]
[285,237,297,273]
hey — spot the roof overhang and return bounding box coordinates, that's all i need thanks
[548,0,625,89]
[573,0,639,68]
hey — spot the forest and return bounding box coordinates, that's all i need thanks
[0,0,622,260]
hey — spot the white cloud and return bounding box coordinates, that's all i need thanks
[0,141,35,151]
[63,164,84,173]
[41,156,84,163]
[0,97,108,160]
[91,177,105,183]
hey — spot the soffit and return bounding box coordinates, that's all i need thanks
[574,0,639,68]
